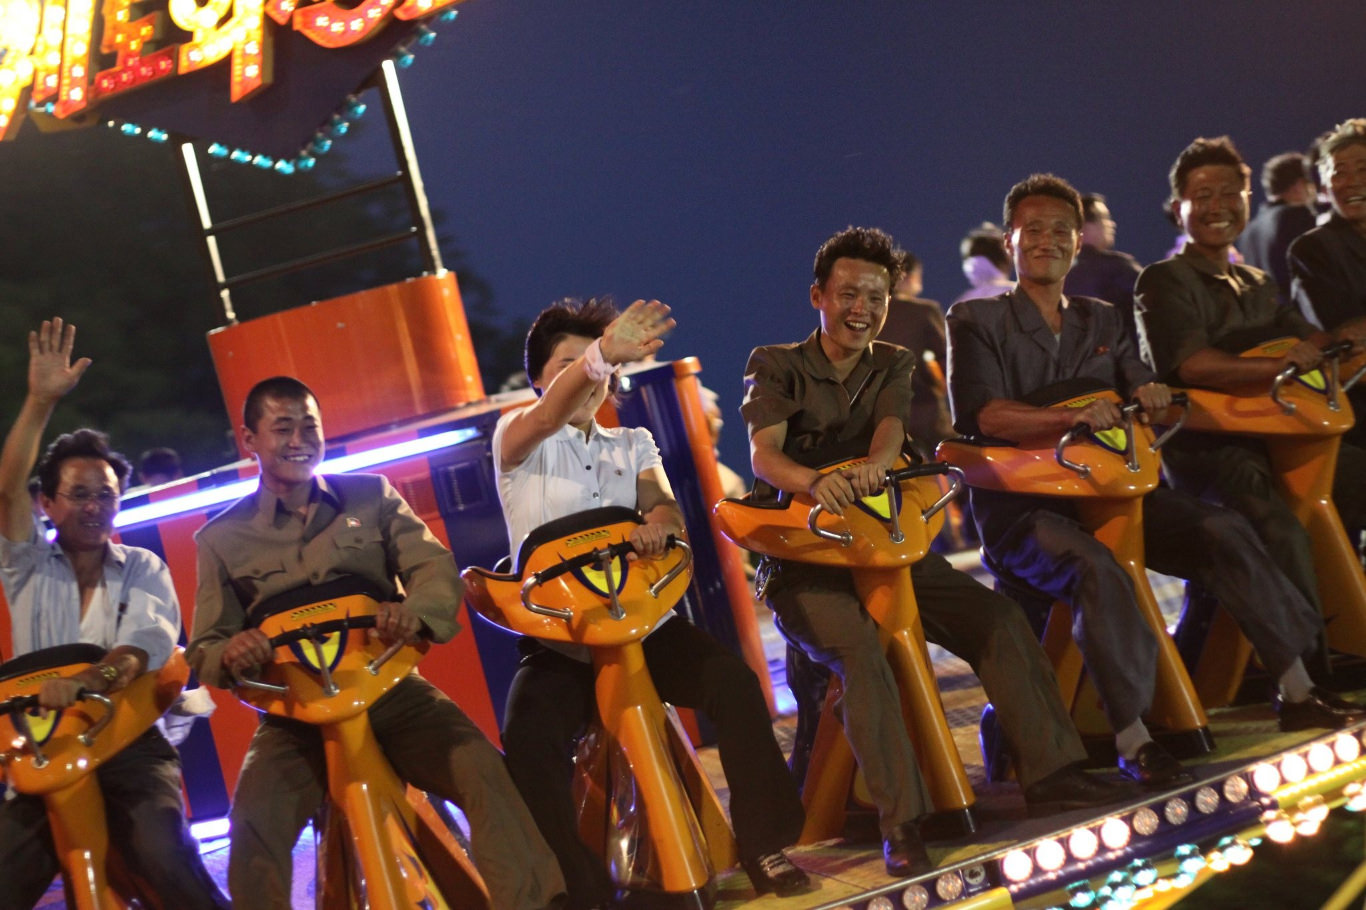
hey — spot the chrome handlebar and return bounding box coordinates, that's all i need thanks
[519,537,694,623]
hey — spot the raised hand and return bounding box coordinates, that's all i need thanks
[28,318,92,403]
[599,299,675,366]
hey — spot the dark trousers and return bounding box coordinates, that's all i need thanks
[986,486,1322,730]
[0,727,229,910]
[228,673,564,910]
[1163,435,1366,616]
[766,551,1085,834]
[501,616,804,910]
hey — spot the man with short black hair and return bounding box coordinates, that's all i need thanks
[745,226,1131,879]
[0,318,229,910]
[1289,118,1366,448]
[1135,136,1366,642]
[188,376,564,910]
[1240,151,1318,304]
[1063,193,1143,344]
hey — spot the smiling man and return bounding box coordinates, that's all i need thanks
[187,376,564,910]
[1135,137,1366,653]
[744,227,1132,879]
[1290,118,1366,448]
[0,319,229,910]
[947,174,1366,790]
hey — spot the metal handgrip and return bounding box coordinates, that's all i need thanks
[1150,393,1189,451]
[1118,404,1141,472]
[76,693,114,747]
[367,639,409,675]
[1,690,114,766]
[648,538,692,599]
[1055,426,1092,478]
[1346,360,1366,394]
[1270,364,1299,415]
[806,503,854,547]
[235,675,288,695]
[922,466,964,523]
[520,573,574,621]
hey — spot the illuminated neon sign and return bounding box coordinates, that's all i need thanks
[0,0,462,139]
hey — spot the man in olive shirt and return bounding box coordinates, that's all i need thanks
[744,226,1130,879]
[188,376,563,910]
[1135,136,1366,634]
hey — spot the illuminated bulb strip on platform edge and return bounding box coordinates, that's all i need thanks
[114,426,479,528]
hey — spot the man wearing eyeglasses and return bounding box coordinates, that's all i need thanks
[0,318,229,909]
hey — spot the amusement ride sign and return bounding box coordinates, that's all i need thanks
[0,0,464,154]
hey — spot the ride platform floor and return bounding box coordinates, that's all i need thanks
[34,554,1359,908]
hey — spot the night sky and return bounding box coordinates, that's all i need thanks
[380,0,1365,474]
[10,1,1362,475]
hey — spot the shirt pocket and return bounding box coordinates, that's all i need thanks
[237,554,287,582]
[332,527,383,551]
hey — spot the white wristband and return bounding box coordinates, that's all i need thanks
[582,338,615,382]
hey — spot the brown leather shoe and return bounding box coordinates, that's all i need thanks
[1277,687,1366,731]
[1118,742,1194,790]
[883,819,934,878]
[1024,762,1137,816]
[742,851,815,897]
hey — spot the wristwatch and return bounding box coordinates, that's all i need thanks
[91,663,119,688]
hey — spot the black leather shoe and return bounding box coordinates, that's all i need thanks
[1118,742,1194,790]
[742,850,815,897]
[883,819,934,878]
[1277,687,1366,731]
[1023,762,1137,816]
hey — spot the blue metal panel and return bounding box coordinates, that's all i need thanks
[614,364,743,658]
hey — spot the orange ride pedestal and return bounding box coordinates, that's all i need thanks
[938,389,1213,763]
[713,459,976,844]
[462,507,732,909]
[236,582,490,910]
[0,646,190,910]
[1176,340,1366,707]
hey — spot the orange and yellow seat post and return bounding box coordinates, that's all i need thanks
[1178,340,1366,705]
[713,460,976,844]
[461,511,733,901]
[0,648,191,909]
[241,592,489,910]
[938,391,1210,747]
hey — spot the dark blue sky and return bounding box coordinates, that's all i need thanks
[295,2,1366,472]
[381,1,1364,473]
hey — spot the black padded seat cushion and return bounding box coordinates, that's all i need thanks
[0,643,106,683]
[246,576,391,629]
[514,506,640,575]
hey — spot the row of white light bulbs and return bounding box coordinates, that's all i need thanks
[837,729,1366,910]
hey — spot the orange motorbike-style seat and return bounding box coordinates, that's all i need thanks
[236,578,489,910]
[713,458,977,844]
[462,506,727,908]
[938,387,1213,766]
[1173,339,1366,706]
[0,644,189,910]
